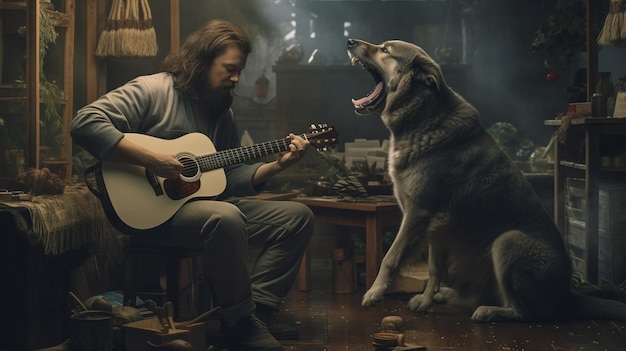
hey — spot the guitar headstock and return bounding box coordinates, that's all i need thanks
[305,124,339,151]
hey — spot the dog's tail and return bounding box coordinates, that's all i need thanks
[558,292,626,321]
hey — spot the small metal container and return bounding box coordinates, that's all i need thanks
[592,93,608,117]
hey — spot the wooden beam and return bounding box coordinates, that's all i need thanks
[25,0,40,169]
[62,0,75,167]
[86,0,97,103]
[170,0,180,51]
[586,0,599,101]
[86,0,108,102]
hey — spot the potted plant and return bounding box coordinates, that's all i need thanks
[529,0,609,81]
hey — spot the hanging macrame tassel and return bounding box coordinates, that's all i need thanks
[118,0,158,57]
[598,0,626,47]
[95,0,124,57]
[112,0,125,56]
[119,0,139,56]
[97,0,157,57]
[138,0,158,56]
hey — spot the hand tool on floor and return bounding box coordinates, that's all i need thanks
[164,301,176,330]
[145,299,169,330]
[68,291,88,312]
[177,305,222,327]
[155,306,170,330]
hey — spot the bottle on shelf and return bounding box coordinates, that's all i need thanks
[594,72,615,117]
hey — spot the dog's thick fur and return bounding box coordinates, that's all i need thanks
[347,38,626,322]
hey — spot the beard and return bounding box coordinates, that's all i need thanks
[197,83,235,117]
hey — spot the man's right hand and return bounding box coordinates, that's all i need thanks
[145,153,184,179]
[106,136,183,179]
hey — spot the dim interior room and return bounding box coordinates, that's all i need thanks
[1,0,626,350]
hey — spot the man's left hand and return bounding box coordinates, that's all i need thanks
[278,133,310,167]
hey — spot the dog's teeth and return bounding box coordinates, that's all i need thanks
[350,57,358,66]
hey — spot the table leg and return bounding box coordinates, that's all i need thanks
[365,213,383,289]
[298,244,311,291]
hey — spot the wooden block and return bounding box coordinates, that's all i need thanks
[124,317,209,351]
[387,262,429,294]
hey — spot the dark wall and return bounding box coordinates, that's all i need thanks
[71,0,626,148]
[466,0,565,143]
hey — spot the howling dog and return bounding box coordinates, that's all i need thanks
[347,38,626,322]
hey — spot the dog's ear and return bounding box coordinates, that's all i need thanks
[411,55,440,91]
[417,71,440,91]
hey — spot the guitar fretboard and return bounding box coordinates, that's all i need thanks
[198,137,295,171]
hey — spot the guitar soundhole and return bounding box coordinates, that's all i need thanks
[177,153,201,181]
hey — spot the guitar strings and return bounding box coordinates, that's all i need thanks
[175,138,293,173]
[173,128,335,175]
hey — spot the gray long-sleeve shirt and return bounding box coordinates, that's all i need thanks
[71,72,264,198]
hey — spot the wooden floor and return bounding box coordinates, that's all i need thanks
[273,270,626,351]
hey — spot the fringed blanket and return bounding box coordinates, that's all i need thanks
[1,183,121,255]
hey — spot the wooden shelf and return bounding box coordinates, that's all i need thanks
[0,2,70,26]
[547,117,626,284]
[0,0,75,184]
[545,117,626,126]
[560,161,587,170]
[0,96,26,103]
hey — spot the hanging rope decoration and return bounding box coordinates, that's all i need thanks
[597,0,626,47]
[95,0,158,57]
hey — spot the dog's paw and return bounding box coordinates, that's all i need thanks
[432,286,455,304]
[407,294,433,311]
[362,287,386,307]
[471,306,496,322]
[471,305,522,322]
[432,292,447,304]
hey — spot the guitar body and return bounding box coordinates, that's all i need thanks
[97,133,226,232]
[92,125,338,233]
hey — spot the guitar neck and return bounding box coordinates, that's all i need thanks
[197,137,295,172]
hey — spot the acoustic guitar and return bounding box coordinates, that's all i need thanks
[90,124,338,233]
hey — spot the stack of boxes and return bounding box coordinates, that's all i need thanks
[565,178,587,278]
[564,178,626,284]
[598,184,626,283]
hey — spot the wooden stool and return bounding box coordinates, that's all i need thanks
[123,243,204,320]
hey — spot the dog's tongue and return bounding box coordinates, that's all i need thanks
[352,82,383,107]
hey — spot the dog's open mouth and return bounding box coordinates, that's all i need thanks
[349,56,385,114]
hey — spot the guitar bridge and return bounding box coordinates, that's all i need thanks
[145,169,164,196]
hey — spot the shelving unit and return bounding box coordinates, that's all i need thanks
[546,117,626,284]
[0,0,75,184]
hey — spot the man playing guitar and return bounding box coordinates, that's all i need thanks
[71,19,313,351]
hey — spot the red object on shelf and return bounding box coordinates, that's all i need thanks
[546,72,560,82]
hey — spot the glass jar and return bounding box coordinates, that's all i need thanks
[596,72,615,117]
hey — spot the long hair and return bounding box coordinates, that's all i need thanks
[162,19,252,99]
